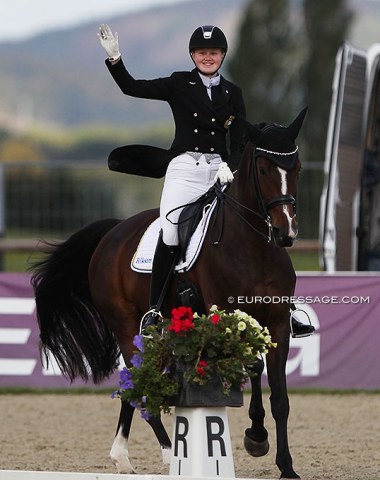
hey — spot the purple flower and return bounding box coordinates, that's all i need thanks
[130,353,143,368]
[140,409,151,420]
[119,367,134,389]
[111,389,120,399]
[133,335,145,352]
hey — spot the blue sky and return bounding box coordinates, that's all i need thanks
[0,0,190,42]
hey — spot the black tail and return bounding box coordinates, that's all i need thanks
[30,218,121,384]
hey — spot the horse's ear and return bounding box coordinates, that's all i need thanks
[245,121,263,143]
[287,107,308,140]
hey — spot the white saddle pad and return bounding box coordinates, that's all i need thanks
[131,198,218,273]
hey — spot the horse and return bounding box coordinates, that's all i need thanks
[31,108,307,479]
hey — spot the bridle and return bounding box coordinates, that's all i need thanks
[214,144,298,244]
[252,147,297,218]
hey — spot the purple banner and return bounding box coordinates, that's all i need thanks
[0,273,379,390]
[281,273,380,390]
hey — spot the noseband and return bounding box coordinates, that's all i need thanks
[253,148,297,218]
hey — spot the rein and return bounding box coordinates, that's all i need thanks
[165,144,297,246]
[214,147,297,244]
[212,183,273,243]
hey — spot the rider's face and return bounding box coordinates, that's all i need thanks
[191,48,225,77]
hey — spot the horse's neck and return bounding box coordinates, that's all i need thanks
[227,158,264,231]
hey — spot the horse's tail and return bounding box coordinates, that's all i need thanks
[30,218,122,384]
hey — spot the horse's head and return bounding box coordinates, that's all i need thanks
[244,107,307,247]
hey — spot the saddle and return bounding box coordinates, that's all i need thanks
[176,183,220,261]
[131,183,225,273]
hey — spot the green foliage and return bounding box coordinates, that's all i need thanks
[115,306,276,418]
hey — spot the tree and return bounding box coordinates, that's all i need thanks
[228,0,300,125]
[228,0,354,237]
[301,0,354,165]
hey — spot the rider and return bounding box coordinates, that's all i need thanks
[98,24,314,339]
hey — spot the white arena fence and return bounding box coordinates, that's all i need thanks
[0,470,274,480]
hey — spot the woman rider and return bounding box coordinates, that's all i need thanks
[98,24,314,338]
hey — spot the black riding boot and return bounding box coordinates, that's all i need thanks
[290,304,315,338]
[139,234,179,336]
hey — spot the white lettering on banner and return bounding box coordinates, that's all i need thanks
[0,297,37,376]
[0,328,31,344]
[0,298,35,315]
[288,304,320,376]
[0,358,37,375]
[263,304,321,377]
[42,351,63,376]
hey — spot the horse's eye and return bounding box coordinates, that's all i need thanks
[259,167,266,175]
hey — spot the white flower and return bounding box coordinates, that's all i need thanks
[225,327,232,334]
[210,304,218,312]
[234,309,250,320]
[237,321,246,331]
[248,317,262,329]
[245,346,253,355]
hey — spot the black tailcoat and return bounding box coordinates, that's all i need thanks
[105,59,246,178]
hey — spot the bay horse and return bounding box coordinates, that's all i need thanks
[31,108,307,479]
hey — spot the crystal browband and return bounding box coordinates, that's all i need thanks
[256,146,299,156]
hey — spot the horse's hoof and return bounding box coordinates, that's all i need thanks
[111,459,136,474]
[244,434,270,457]
[280,470,301,479]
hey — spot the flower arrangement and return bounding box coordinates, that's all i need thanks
[112,305,276,419]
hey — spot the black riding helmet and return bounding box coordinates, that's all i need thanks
[189,25,228,53]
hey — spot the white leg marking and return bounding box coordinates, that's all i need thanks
[110,425,135,474]
[277,167,296,238]
[161,445,172,465]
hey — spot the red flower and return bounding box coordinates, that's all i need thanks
[169,306,194,333]
[196,360,208,377]
[210,313,220,325]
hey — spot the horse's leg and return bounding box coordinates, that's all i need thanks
[244,357,270,457]
[266,328,300,479]
[146,416,172,465]
[107,304,172,472]
[110,399,136,473]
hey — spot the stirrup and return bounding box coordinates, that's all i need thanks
[139,309,163,337]
[290,308,315,338]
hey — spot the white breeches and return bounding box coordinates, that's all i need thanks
[160,152,222,246]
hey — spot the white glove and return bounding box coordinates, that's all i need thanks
[214,162,234,184]
[98,24,121,61]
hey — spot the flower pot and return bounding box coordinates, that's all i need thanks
[173,373,243,407]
